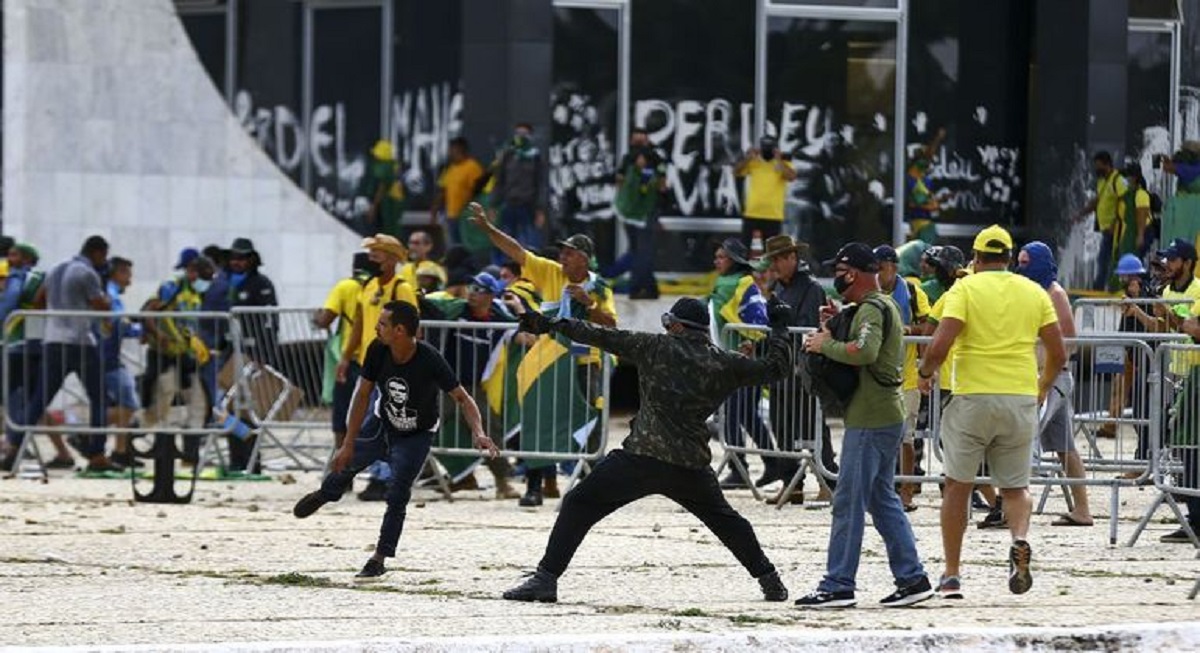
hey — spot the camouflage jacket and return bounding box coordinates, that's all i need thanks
[553,319,792,469]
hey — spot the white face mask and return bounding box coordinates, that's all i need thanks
[192,278,212,294]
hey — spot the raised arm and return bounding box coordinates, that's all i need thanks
[725,331,793,387]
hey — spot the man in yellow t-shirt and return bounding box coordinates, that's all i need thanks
[469,202,617,504]
[335,234,419,502]
[315,252,373,448]
[1073,151,1128,290]
[431,137,485,246]
[734,136,797,244]
[917,224,1066,599]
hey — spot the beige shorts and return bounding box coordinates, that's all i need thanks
[902,389,922,444]
[940,394,1038,489]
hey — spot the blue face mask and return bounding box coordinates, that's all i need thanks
[229,272,248,288]
[1016,241,1058,289]
[192,278,212,294]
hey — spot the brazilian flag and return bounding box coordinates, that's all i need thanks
[515,332,598,471]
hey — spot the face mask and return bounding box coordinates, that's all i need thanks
[363,260,383,278]
[761,146,776,160]
[833,273,852,296]
[513,134,529,148]
[192,278,212,294]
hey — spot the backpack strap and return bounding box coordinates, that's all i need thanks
[861,297,902,388]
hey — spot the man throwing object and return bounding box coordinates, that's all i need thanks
[501,295,795,603]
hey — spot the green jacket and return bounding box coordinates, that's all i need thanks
[819,291,905,428]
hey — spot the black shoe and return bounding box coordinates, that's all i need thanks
[754,469,783,488]
[293,491,329,518]
[0,452,16,471]
[977,506,1006,529]
[518,490,543,507]
[879,576,935,607]
[357,480,388,502]
[757,570,788,602]
[84,460,125,474]
[1159,527,1199,543]
[794,589,856,609]
[971,491,991,512]
[502,568,558,602]
[719,471,749,490]
[1008,539,1033,595]
[44,456,77,470]
[355,558,386,580]
[108,452,142,468]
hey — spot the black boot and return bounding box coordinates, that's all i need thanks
[357,479,388,502]
[757,569,789,602]
[502,567,558,602]
[519,468,543,507]
[293,491,329,518]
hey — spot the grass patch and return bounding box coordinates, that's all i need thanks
[728,613,788,625]
[260,572,334,588]
[672,608,712,618]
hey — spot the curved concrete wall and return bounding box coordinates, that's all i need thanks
[2,0,363,307]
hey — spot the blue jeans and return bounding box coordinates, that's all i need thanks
[17,343,106,456]
[499,204,543,255]
[819,423,926,593]
[604,223,658,295]
[724,385,772,457]
[319,425,434,558]
[1092,229,1114,291]
[5,340,42,447]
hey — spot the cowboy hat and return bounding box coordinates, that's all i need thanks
[361,234,407,260]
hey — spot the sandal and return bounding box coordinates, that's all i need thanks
[1051,514,1093,527]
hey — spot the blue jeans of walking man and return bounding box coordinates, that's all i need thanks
[819,423,926,593]
[317,419,433,558]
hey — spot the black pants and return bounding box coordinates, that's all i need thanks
[537,449,776,578]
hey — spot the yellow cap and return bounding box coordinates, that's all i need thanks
[371,139,394,161]
[972,224,1014,254]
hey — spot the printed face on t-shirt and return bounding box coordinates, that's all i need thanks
[383,376,418,431]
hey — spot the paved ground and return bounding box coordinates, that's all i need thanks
[2,419,1198,650]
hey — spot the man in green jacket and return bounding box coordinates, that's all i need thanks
[794,243,933,610]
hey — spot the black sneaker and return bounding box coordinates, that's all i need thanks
[757,570,788,602]
[355,558,386,580]
[518,490,543,507]
[719,471,749,490]
[502,569,558,603]
[977,505,1006,529]
[1159,527,1198,544]
[794,589,856,609]
[357,480,388,502]
[293,491,329,519]
[879,576,934,607]
[937,574,963,599]
[1008,539,1033,595]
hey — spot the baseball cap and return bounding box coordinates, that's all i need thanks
[469,272,504,295]
[972,224,1014,254]
[872,245,899,264]
[825,242,880,273]
[175,247,200,269]
[1159,238,1197,262]
[557,234,595,259]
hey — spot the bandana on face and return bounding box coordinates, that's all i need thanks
[1017,241,1057,289]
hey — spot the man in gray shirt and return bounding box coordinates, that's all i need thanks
[18,235,116,472]
[492,122,547,252]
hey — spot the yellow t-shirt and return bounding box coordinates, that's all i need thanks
[523,253,618,366]
[323,278,365,344]
[940,271,1057,396]
[927,295,956,391]
[1095,170,1128,231]
[1162,278,1200,374]
[399,262,417,289]
[901,279,931,391]
[440,158,485,217]
[354,275,418,365]
[739,158,793,221]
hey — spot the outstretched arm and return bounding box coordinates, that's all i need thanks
[553,318,653,366]
[725,332,793,386]
[468,202,527,265]
[447,386,499,457]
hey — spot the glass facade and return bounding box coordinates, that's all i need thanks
[173,0,1195,273]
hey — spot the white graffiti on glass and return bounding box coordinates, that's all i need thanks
[234,83,463,222]
[548,92,616,222]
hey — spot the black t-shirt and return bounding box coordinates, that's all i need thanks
[362,340,460,434]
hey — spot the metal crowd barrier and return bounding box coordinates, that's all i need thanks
[2,309,245,502]
[421,319,611,493]
[228,306,331,473]
[717,321,1187,544]
[1073,297,1194,334]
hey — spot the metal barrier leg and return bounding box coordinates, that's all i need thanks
[727,455,763,502]
[1035,482,1053,515]
[555,460,591,514]
[773,459,806,511]
[423,454,453,502]
[1109,486,1121,546]
[1127,490,1191,546]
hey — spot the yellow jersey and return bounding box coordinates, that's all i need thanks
[523,253,617,366]
[939,271,1057,396]
[352,274,418,365]
[739,158,793,221]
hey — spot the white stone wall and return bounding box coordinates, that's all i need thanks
[2,0,363,307]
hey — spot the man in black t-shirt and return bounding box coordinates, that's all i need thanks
[293,301,499,579]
